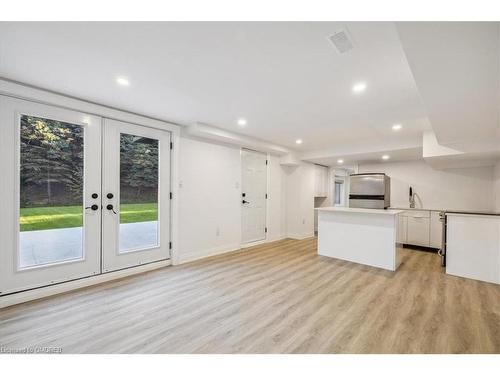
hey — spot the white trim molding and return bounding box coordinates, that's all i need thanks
[287,233,315,240]
[185,122,290,156]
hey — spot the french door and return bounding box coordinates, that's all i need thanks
[0,97,171,295]
[102,119,170,272]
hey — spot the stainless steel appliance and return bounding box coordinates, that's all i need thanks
[349,173,391,209]
[438,211,446,267]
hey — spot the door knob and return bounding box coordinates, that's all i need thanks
[91,193,98,199]
[107,193,114,199]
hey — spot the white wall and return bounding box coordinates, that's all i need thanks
[494,161,500,211]
[178,136,286,263]
[283,162,315,239]
[359,160,495,211]
[267,155,287,241]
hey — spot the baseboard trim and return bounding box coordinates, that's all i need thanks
[0,260,171,309]
[241,239,267,248]
[266,234,286,242]
[178,236,288,264]
[287,233,315,240]
[177,243,242,264]
[402,244,439,253]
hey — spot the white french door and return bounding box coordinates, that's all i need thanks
[0,97,171,295]
[0,96,102,294]
[101,119,171,272]
[241,149,267,244]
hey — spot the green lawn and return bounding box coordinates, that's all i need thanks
[20,203,158,231]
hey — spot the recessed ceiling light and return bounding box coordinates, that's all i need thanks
[392,123,402,131]
[382,155,390,160]
[116,76,130,86]
[352,82,367,93]
[295,139,303,145]
[337,159,344,164]
[237,118,247,127]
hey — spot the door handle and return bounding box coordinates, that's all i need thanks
[106,204,117,214]
[85,204,99,211]
[242,200,250,204]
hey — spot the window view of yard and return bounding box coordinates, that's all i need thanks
[20,203,158,231]
[19,115,160,267]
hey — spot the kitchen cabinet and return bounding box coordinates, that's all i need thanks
[314,165,329,197]
[407,215,430,247]
[446,213,500,285]
[429,211,442,249]
[397,210,443,249]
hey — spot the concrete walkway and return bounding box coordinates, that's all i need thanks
[19,221,158,268]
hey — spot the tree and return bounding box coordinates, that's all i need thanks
[20,115,83,207]
[119,134,158,203]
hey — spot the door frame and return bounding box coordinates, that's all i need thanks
[0,79,180,304]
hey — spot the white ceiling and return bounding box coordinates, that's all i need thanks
[396,22,500,153]
[0,22,498,165]
[0,21,428,153]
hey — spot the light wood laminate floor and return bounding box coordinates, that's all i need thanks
[1,238,499,353]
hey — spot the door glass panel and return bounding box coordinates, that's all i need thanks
[119,133,159,252]
[19,115,84,269]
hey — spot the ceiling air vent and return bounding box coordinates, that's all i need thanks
[328,29,354,54]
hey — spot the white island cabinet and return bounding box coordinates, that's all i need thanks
[446,212,500,285]
[317,207,404,271]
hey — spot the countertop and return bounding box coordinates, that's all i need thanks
[317,206,500,216]
[316,207,404,215]
[392,207,500,216]
[390,207,444,212]
[444,210,500,217]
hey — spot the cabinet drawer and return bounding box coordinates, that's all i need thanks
[407,216,430,247]
[403,210,430,218]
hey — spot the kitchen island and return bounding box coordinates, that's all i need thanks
[317,207,404,271]
[444,210,500,285]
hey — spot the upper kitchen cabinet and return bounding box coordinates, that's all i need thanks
[314,165,329,197]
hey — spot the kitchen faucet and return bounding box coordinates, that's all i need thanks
[409,186,415,208]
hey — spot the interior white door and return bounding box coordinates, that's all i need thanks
[241,149,267,244]
[102,119,171,272]
[0,96,102,295]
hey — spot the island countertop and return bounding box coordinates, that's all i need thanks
[316,207,404,215]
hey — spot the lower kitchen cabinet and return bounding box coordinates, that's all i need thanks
[398,209,441,249]
[446,213,500,284]
[407,216,430,247]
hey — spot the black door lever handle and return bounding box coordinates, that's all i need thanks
[242,200,249,204]
[106,204,117,214]
[85,204,99,211]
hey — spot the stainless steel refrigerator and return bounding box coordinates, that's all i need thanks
[349,173,391,209]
